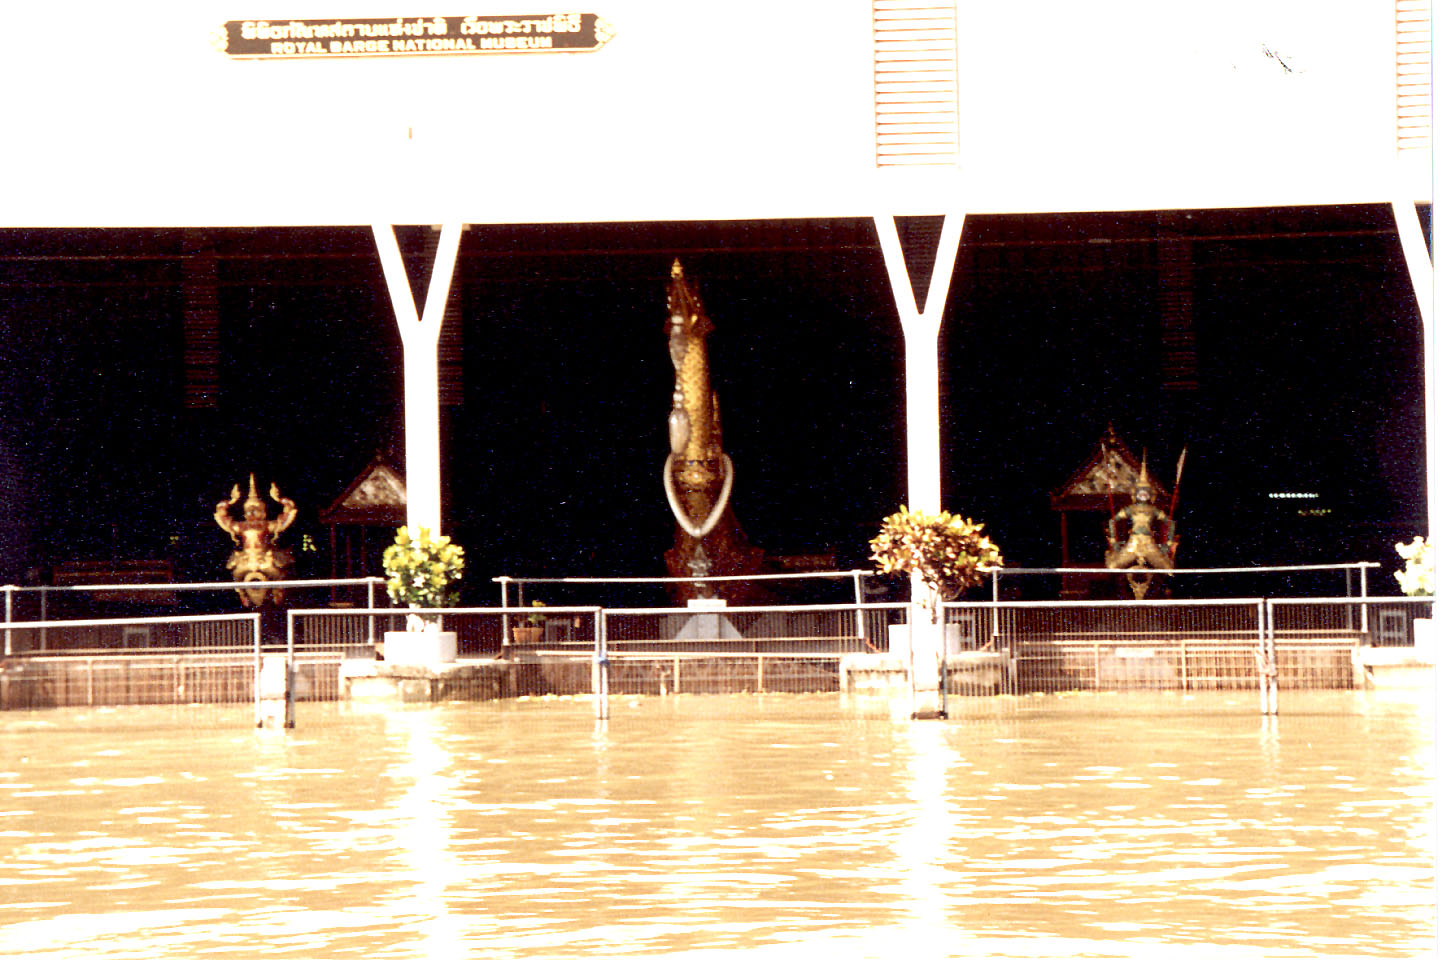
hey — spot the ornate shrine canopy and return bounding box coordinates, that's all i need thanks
[319,456,408,528]
[1050,428,1178,574]
[1050,427,1171,515]
[319,455,408,581]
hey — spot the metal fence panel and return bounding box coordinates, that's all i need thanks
[2,587,1431,720]
[0,613,260,718]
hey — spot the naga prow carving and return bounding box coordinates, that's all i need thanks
[662,261,763,602]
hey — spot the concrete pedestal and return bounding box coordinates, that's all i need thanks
[340,658,516,703]
[381,630,457,667]
[669,598,742,641]
[1352,643,1436,689]
[255,653,293,728]
[840,651,1008,702]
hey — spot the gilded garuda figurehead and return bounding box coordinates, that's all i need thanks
[214,473,298,606]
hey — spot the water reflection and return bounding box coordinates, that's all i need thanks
[0,692,1432,958]
[896,721,959,941]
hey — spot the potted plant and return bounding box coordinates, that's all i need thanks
[1395,535,1434,597]
[512,600,546,644]
[1395,535,1434,657]
[869,506,1002,715]
[380,525,465,665]
[870,505,1003,623]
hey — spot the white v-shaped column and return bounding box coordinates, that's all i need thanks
[873,212,966,514]
[1391,200,1436,545]
[874,212,966,718]
[372,223,463,536]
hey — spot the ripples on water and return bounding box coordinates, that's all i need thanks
[0,691,1432,959]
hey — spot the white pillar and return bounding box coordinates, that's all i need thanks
[372,223,463,536]
[873,212,966,513]
[874,212,966,719]
[1391,200,1435,542]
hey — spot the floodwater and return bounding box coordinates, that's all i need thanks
[0,691,1433,959]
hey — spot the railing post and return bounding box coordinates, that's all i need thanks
[1257,599,1278,715]
[39,587,47,651]
[3,584,12,656]
[366,578,377,644]
[1358,564,1369,636]
[991,569,1001,640]
[1256,600,1265,714]
[1344,567,1355,633]
[499,577,511,653]
[852,571,865,646]
[593,608,609,721]
[1269,599,1279,715]
[286,609,296,729]
[939,625,950,717]
[253,612,263,727]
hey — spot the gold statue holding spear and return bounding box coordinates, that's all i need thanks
[1105,450,1185,599]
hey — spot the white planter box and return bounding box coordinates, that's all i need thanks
[887,622,966,656]
[1414,618,1435,665]
[382,630,457,667]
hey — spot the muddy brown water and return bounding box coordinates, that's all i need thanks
[0,690,1433,958]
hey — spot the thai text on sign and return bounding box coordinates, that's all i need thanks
[220,14,613,58]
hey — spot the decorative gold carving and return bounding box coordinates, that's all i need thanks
[1104,461,1177,600]
[345,466,407,510]
[662,262,763,601]
[214,474,297,606]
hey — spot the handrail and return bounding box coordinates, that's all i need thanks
[492,570,875,584]
[1,576,386,595]
[993,563,1381,574]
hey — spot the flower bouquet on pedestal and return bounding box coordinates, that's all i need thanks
[1395,535,1434,597]
[870,505,1002,622]
[870,505,1003,716]
[380,526,465,665]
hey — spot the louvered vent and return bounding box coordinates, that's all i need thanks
[1397,0,1431,151]
[873,0,958,166]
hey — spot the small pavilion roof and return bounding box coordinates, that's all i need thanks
[319,455,407,527]
[1050,426,1169,513]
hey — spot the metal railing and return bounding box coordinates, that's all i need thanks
[1,566,1431,722]
[988,562,1381,600]
[1,578,386,654]
[493,570,877,640]
[957,595,1434,701]
[0,611,262,717]
[284,605,609,716]
[279,603,880,710]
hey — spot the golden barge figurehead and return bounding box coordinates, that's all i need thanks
[662,261,763,602]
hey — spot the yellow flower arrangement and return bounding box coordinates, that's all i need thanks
[870,505,1002,619]
[1395,535,1433,597]
[382,526,466,621]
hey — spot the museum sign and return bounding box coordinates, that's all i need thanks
[219,14,613,58]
